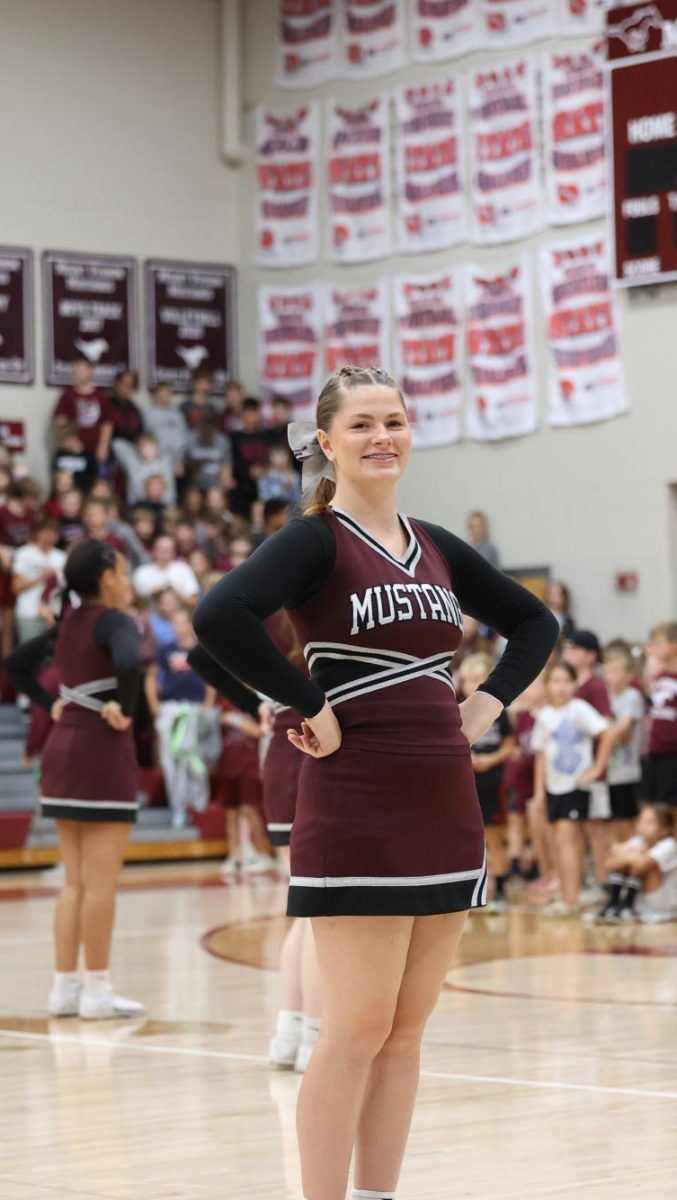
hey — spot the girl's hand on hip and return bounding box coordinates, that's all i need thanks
[100,701,132,732]
[50,699,65,723]
[287,700,341,758]
[459,691,503,746]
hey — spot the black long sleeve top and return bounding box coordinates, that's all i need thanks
[193,515,559,720]
[3,609,142,716]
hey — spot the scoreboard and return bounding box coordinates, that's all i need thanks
[608,0,677,286]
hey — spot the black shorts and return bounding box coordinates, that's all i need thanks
[608,782,640,820]
[475,773,504,827]
[546,790,589,824]
[644,753,677,806]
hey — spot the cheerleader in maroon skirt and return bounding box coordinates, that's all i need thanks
[190,609,323,1073]
[194,366,558,1200]
[4,540,145,1020]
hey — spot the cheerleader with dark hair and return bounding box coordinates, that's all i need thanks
[4,539,145,1019]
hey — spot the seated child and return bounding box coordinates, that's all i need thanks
[597,803,677,924]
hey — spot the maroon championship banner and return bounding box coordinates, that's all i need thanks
[465,257,538,442]
[43,251,137,387]
[540,234,627,425]
[255,104,319,267]
[0,248,33,385]
[393,272,464,448]
[258,283,323,415]
[412,0,479,61]
[467,58,544,244]
[326,95,391,262]
[607,0,677,285]
[275,0,337,88]
[542,47,608,225]
[324,282,390,374]
[340,0,406,78]
[145,260,236,392]
[394,80,467,253]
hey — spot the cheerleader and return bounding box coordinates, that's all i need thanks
[193,366,557,1200]
[190,610,323,1073]
[4,540,144,1019]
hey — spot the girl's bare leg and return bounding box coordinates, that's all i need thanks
[297,916,414,1200]
[354,911,467,1194]
[79,823,130,969]
[54,819,83,971]
[555,820,583,907]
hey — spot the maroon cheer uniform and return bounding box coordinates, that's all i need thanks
[194,508,558,916]
[189,611,305,847]
[4,605,142,822]
[503,710,537,814]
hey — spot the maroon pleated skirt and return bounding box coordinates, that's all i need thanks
[287,743,487,917]
[262,713,304,846]
[40,709,139,823]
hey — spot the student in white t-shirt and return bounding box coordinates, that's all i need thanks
[532,661,615,915]
[11,519,66,643]
[132,535,199,605]
[597,803,677,924]
[602,643,646,839]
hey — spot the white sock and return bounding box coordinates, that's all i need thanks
[352,1191,396,1199]
[301,1015,321,1045]
[53,971,79,989]
[83,969,110,995]
[276,1009,303,1036]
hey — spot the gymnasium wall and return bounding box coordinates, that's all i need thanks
[237,1,677,640]
[0,0,239,479]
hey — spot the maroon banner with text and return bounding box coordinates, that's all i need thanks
[0,248,33,385]
[43,251,137,386]
[145,260,237,393]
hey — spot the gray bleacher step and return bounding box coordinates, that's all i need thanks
[0,774,38,800]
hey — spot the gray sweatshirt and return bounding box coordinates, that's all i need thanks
[143,404,188,466]
[112,438,177,506]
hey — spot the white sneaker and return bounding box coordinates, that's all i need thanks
[219,857,242,878]
[269,1032,301,1069]
[244,852,277,875]
[78,985,145,1020]
[294,1041,316,1074]
[48,980,82,1017]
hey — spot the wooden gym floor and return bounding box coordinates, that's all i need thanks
[1,863,676,1199]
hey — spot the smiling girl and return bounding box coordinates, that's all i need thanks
[193,366,558,1200]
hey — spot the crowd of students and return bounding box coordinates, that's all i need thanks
[1,356,676,919]
[458,624,677,922]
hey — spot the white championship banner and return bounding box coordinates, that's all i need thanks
[393,272,464,449]
[324,281,390,375]
[275,0,337,88]
[326,95,391,263]
[411,0,479,62]
[339,0,406,78]
[468,57,544,244]
[465,256,538,442]
[394,79,467,253]
[540,234,627,427]
[479,0,555,45]
[258,284,324,416]
[542,47,608,225]
[255,104,319,267]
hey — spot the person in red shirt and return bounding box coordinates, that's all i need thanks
[645,622,677,806]
[0,481,38,656]
[53,355,113,463]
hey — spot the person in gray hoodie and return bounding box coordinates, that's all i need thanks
[112,433,176,507]
[143,383,188,476]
